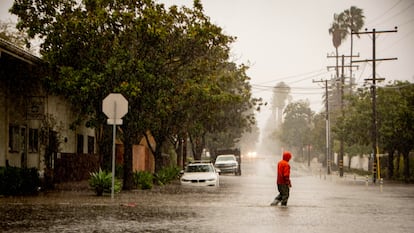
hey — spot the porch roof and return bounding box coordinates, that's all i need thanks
[0,38,43,65]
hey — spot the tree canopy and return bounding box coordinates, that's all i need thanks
[277,100,313,159]
[11,0,259,188]
[333,81,414,181]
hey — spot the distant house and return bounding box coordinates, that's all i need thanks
[0,38,97,180]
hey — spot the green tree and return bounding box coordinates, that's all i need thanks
[336,81,413,181]
[11,0,257,188]
[188,62,259,159]
[334,89,372,170]
[12,0,176,189]
[140,2,258,165]
[310,112,328,165]
[277,100,314,160]
[377,81,414,181]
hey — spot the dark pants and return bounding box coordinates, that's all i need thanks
[274,184,290,206]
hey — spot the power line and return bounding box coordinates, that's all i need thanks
[255,69,327,85]
[372,1,414,26]
[400,17,414,27]
[368,0,403,25]
[368,2,414,25]
[251,88,324,95]
[252,84,322,90]
[380,27,414,52]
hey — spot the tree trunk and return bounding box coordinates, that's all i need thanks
[176,136,183,168]
[97,125,112,171]
[387,149,394,179]
[183,138,187,166]
[189,135,202,160]
[403,151,410,183]
[154,142,164,173]
[172,134,187,169]
[122,137,134,190]
[396,152,401,177]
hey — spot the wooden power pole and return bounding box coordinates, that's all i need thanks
[352,28,397,183]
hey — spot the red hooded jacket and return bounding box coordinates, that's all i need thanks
[277,151,292,185]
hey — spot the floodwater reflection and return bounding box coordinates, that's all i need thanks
[1,157,414,233]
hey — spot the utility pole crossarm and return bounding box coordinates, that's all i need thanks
[364,78,385,82]
[352,58,397,63]
[352,28,398,35]
[327,65,359,69]
[327,54,360,58]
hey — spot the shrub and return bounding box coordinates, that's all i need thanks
[133,171,153,190]
[20,167,40,194]
[89,168,122,196]
[154,166,180,185]
[0,167,40,196]
[115,164,124,179]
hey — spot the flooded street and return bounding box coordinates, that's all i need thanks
[1,157,414,233]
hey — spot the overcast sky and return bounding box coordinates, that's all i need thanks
[1,0,414,133]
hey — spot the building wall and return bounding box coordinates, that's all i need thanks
[0,82,96,170]
[5,90,30,167]
[0,39,96,175]
[46,96,95,155]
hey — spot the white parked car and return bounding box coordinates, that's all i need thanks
[180,162,220,187]
[214,154,239,175]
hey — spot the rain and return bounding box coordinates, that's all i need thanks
[2,158,414,233]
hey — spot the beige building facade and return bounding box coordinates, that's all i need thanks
[0,38,95,174]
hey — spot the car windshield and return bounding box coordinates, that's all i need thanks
[186,164,214,173]
[216,155,235,162]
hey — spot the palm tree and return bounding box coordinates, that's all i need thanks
[340,6,365,93]
[328,7,365,82]
[328,6,365,176]
[328,14,347,79]
[328,15,347,114]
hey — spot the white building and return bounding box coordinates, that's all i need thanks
[0,38,96,176]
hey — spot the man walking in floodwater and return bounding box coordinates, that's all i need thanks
[271,151,292,206]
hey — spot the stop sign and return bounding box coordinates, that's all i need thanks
[103,93,128,124]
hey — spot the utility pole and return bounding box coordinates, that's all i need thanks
[327,54,358,177]
[352,27,397,183]
[313,79,331,175]
[327,54,360,95]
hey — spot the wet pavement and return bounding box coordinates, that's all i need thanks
[1,156,414,233]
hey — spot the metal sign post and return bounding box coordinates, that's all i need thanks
[103,93,128,199]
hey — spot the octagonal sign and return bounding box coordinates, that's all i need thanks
[103,93,128,124]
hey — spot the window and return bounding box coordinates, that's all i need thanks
[77,134,84,154]
[87,136,95,154]
[9,125,21,152]
[29,128,39,153]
